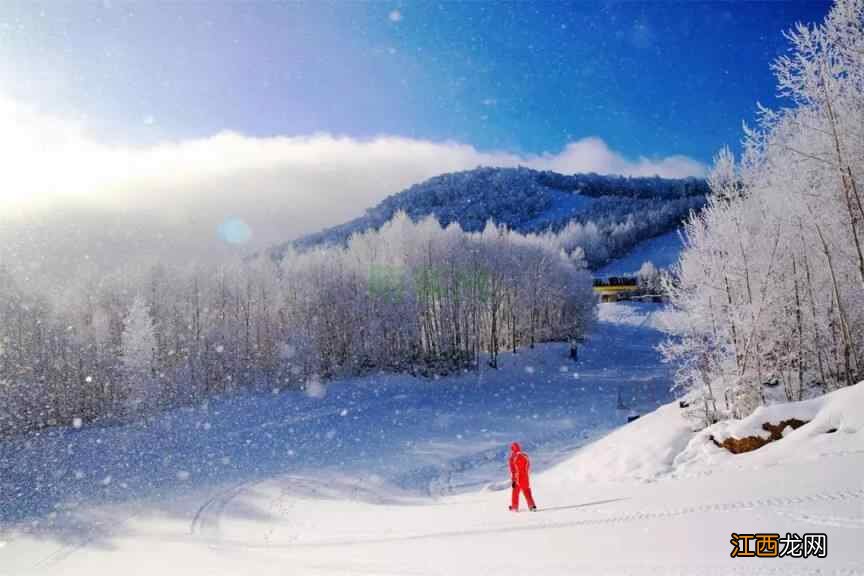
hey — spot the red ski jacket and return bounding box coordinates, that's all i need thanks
[509,442,531,488]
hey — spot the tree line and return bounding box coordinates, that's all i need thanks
[663,0,864,423]
[0,213,594,436]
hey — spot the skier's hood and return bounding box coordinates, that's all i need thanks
[511,442,521,453]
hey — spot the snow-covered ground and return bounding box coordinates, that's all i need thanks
[597,228,685,276]
[1,303,862,575]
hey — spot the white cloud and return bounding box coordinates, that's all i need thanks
[0,96,705,271]
[529,137,706,179]
[388,9,402,22]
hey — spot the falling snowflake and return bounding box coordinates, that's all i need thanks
[279,342,296,360]
[305,376,326,399]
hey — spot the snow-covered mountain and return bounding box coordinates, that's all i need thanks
[279,167,707,268]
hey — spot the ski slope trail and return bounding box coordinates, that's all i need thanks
[188,475,863,551]
[596,228,685,276]
[14,452,863,575]
[2,302,862,575]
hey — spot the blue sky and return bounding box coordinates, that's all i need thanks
[0,1,831,163]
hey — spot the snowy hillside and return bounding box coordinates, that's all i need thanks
[282,167,707,268]
[595,228,685,276]
[2,302,861,575]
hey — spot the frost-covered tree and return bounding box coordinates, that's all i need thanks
[637,262,661,294]
[664,0,864,423]
[0,204,597,433]
[120,295,157,414]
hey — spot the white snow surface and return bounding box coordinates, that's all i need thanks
[1,302,862,575]
[596,299,681,333]
[672,383,864,477]
[597,228,685,276]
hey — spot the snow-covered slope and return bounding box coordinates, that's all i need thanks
[595,228,685,276]
[672,383,864,476]
[0,304,670,523]
[2,304,862,575]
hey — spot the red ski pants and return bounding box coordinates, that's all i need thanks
[511,484,536,510]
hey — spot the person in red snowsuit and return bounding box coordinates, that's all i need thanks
[508,442,537,511]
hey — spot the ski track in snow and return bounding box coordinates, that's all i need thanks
[189,479,864,550]
[189,480,254,539]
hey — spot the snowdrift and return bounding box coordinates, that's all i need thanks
[542,402,694,485]
[673,382,864,475]
[544,381,864,485]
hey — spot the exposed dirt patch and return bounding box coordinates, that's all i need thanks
[711,418,809,454]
